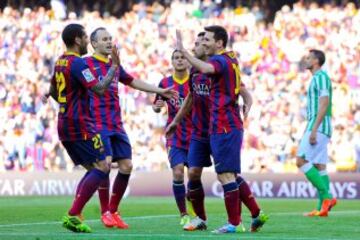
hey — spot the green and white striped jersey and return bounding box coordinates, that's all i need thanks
[306,69,332,137]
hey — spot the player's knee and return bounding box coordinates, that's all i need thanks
[217,172,235,185]
[118,159,133,174]
[314,164,326,171]
[122,163,133,174]
[296,157,306,168]
[189,168,202,181]
[94,160,110,173]
[173,168,184,181]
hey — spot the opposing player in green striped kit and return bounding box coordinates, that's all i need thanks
[296,49,337,217]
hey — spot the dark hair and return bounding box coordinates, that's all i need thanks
[171,49,182,59]
[90,27,106,44]
[197,31,205,37]
[204,25,228,48]
[61,24,86,47]
[310,49,326,67]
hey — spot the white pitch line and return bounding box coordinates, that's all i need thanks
[0,210,359,228]
[0,214,177,228]
[0,232,352,240]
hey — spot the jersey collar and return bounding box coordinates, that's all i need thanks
[64,51,80,57]
[217,49,226,55]
[313,68,323,76]
[93,54,110,64]
[172,73,189,85]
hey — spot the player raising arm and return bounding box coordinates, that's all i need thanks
[168,30,267,233]
[176,25,268,234]
[47,23,120,233]
[83,27,178,229]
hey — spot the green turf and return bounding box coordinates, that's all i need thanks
[0,196,359,240]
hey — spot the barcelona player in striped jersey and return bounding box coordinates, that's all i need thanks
[296,49,337,217]
[168,32,267,232]
[84,27,178,229]
[46,24,120,233]
[152,50,193,226]
[176,26,268,233]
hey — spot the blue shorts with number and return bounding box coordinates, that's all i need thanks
[62,137,106,166]
[168,146,188,168]
[101,132,132,161]
[188,138,212,168]
[210,129,243,174]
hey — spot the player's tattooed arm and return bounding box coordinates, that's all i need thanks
[91,45,120,95]
[91,65,117,95]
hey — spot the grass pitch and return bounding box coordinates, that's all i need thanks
[0,196,359,240]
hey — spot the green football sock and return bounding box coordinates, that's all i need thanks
[316,193,323,211]
[301,163,332,200]
[321,173,331,196]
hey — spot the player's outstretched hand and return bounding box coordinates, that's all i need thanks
[176,29,184,52]
[111,45,120,67]
[160,87,179,100]
[165,121,177,138]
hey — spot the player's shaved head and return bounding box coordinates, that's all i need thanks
[62,23,86,48]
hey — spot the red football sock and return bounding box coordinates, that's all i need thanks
[239,195,243,223]
[172,180,187,216]
[98,174,110,214]
[109,172,130,213]
[75,171,89,196]
[188,180,206,221]
[69,169,107,216]
[223,182,240,226]
[236,176,260,218]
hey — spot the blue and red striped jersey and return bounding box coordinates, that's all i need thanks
[207,51,243,134]
[189,68,211,141]
[84,54,133,134]
[154,75,192,150]
[51,52,99,141]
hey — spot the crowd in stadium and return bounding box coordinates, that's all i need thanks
[0,0,359,172]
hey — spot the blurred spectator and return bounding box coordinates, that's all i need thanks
[0,1,359,173]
